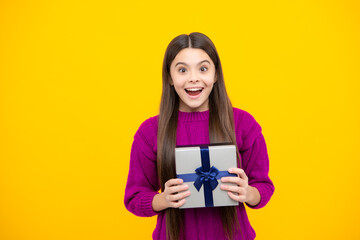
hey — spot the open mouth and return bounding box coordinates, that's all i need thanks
[185,87,203,97]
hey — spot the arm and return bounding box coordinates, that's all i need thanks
[242,133,275,209]
[220,134,274,208]
[124,117,165,217]
[124,118,190,215]
[124,137,160,217]
[222,109,275,209]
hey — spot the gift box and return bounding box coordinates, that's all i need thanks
[175,144,239,209]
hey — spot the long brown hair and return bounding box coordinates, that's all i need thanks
[157,32,242,240]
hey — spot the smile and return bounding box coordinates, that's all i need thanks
[185,87,203,97]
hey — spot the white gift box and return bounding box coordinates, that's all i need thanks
[175,144,239,209]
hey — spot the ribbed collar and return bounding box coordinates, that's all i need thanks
[178,110,209,121]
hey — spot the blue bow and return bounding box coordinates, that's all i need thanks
[194,166,220,191]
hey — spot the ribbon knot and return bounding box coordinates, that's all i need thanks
[194,166,220,191]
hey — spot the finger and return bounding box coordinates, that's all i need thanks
[172,198,186,208]
[221,176,244,186]
[221,185,247,195]
[165,178,183,188]
[228,191,246,203]
[167,190,191,202]
[220,184,240,193]
[228,168,248,181]
[168,184,189,194]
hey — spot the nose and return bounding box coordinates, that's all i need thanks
[189,70,199,83]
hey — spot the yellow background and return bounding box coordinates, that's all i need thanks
[1,0,359,239]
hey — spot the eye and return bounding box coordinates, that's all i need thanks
[200,66,208,72]
[178,67,187,73]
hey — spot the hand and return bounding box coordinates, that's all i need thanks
[220,168,260,206]
[152,178,190,211]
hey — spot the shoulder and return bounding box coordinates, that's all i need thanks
[232,107,261,130]
[232,107,262,150]
[134,115,158,150]
[137,115,158,135]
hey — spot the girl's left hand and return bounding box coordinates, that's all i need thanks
[220,168,259,205]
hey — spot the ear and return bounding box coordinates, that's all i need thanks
[169,73,174,86]
[214,72,218,83]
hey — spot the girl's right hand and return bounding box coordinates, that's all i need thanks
[152,178,190,212]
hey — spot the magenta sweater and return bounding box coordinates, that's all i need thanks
[124,108,274,240]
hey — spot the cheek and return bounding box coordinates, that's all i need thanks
[172,75,187,87]
[203,75,216,85]
[172,79,185,93]
[203,69,216,82]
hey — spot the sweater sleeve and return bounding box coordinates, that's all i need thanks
[236,110,275,209]
[124,117,160,217]
[243,133,275,209]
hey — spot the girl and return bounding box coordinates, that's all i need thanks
[124,32,274,240]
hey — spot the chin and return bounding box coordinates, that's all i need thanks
[189,105,206,112]
[179,98,208,112]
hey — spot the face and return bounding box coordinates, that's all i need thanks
[170,48,216,112]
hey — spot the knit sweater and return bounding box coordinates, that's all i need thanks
[124,108,275,240]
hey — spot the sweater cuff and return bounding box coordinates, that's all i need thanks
[246,183,272,209]
[140,191,159,217]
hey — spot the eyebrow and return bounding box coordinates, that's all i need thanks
[175,60,211,67]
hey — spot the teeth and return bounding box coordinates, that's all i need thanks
[186,88,202,92]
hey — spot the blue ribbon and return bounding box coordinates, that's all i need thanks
[194,166,219,191]
[177,146,236,207]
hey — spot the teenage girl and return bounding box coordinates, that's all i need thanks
[124,32,274,240]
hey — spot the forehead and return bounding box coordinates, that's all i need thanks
[171,48,213,66]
